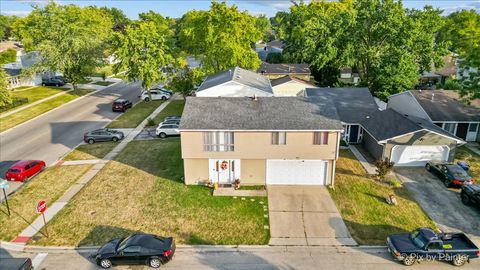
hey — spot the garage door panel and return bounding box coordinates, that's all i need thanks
[391,145,449,167]
[266,160,327,185]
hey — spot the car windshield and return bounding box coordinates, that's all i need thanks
[410,230,427,249]
[8,168,21,173]
[447,166,469,178]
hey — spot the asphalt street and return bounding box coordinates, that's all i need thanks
[0,81,142,186]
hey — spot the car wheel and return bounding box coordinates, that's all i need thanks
[88,139,95,144]
[99,258,112,269]
[149,258,162,268]
[159,132,167,138]
[425,163,431,171]
[144,97,150,102]
[444,178,452,188]
[461,192,471,205]
[452,254,467,266]
[161,96,167,101]
[112,137,118,142]
[402,255,416,266]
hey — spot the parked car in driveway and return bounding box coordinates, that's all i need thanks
[42,77,65,87]
[155,124,179,138]
[94,233,175,269]
[112,99,132,112]
[151,87,173,95]
[139,90,171,102]
[425,161,474,187]
[387,228,479,266]
[84,128,124,144]
[160,119,180,126]
[164,116,181,121]
[460,184,480,208]
[5,160,46,182]
[0,258,34,270]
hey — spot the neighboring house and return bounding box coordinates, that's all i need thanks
[2,51,42,88]
[361,109,464,166]
[339,67,360,85]
[196,67,273,97]
[270,75,317,97]
[305,87,379,144]
[256,40,284,61]
[179,97,343,186]
[257,62,311,81]
[388,90,480,142]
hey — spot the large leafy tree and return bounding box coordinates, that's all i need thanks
[99,7,131,32]
[0,69,12,107]
[112,19,174,98]
[167,67,204,100]
[178,1,262,73]
[0,15,19,40]
[13,2,113,90]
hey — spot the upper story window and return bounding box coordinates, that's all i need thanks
[203,132,234,152]
[272,132,287,145]
[313,132,329,145]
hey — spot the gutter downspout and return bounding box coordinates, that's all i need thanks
[331,131,341,188]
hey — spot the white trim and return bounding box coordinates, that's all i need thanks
[180,129,344,132]
[433,121,480,124]
[377,128,464,144]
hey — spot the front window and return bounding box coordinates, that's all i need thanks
[203,132,234,152]
[410,230,427,249]
[272,132,287,145]
[469,123,479,132]
[313,132,329,145]
[443,123,456,134]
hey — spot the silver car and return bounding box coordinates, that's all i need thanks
[155,124,179,138]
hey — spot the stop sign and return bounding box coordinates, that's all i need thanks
[37,200,47,213]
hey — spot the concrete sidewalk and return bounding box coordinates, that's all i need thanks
[349,145,377,175]
[11,97,175,244]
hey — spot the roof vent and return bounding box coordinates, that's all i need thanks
[404,114,409,117]
[366,116,370,119]
[431,92,435,101]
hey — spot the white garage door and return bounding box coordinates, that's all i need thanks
[266,160,328,185]
[391,145,449,167]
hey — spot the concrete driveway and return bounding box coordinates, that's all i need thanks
[396,168,480,244]
[268,185,356,246]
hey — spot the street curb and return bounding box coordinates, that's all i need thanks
[0,81,122,136]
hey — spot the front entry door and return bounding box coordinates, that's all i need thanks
[466,123,479,141]
[209,159,239,184]
[349,125,359,143]
[456,123,469,140]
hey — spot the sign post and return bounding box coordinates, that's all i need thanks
[36,200,48,237]
[0,180,10,216]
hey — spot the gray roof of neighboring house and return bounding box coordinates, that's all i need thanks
[267,40,284,49]
[361,108,462,142]
[197,67,273,94]
[258,62,310,75]
[2,68,21,77]
[409,90,480,122]
[20,51,40,68]
[179,97,343,131]
[305,87,379,124]
[270,75,316,87]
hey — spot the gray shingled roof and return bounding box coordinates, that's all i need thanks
[410,90,480,122]
[258,62,310,75]
[197,67,273,94]
[305,87,379,124]
[270,75,316,87]
[179,97,343,131]
[361,108,462,142]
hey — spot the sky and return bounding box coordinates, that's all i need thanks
[1,0,480,18]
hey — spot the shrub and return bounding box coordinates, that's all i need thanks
[389,179,402,188]
[266,52,283,64]
[443,79,463,90]
[0,48,17,65]
[340,139,348,146]
[147,118,155,126]
[374,158,394,179]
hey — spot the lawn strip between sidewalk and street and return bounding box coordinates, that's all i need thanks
[329,149,437,245]
[63,142,118,161]
[30,140,269,246]
[0,165,93,241]
[107,100,163,128]
[0,86,69,114]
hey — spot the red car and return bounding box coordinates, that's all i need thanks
[5,160,46,182]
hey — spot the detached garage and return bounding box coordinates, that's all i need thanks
[361,109,464,166]
[266,160,328,185]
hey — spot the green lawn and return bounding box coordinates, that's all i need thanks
[91,65,114,77]
[0,165,93,241]
[152,100,185,125]
[455,146,480,180]
[107,100,163,128]
[1,86,69,113]
[329,150,436,245]
[0,89,93,132]
[93,81,114,86]
[31,140,269,246]
[64,142,118,161]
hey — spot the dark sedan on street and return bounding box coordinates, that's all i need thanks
[42,77,66,87]
[84,128,124,144]
[112,99,132,112]
[425,161,474,187]
[94,234,175,269]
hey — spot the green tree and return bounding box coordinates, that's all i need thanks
[112,20,174,99]
[0,69,12,107]
[0,48,17,65]
[0,15,18,40]
[13,3,113,91]
[99,7,131,32]
[256,14,274,42]
[178,1,262,73]
[167,67,204,100]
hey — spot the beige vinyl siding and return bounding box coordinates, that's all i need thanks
[240,159,266,185]
[183,159,209,185]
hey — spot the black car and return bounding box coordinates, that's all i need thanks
[461,184,480,208]
[425,161,474,187]
[112,99,132,112]
[94,234,175,269]
[42,77,65,87]
[84,128,124,144]
[0,258,33,270]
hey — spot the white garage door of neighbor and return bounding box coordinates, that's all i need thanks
[266,160,328,185]
[391,145,449,166]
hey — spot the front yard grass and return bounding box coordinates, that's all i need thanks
[0,89,93,132]
[329,149,436,245]
[93,81,114,86]
[152,100,185,125]
[0,165,93,241]
[1,86,68,113]
[63,142,118,161]
[31,140,269,246]
[454,146,479,180]
[107,100,163,128]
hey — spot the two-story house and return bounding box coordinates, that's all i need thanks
[179,97,343,186]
